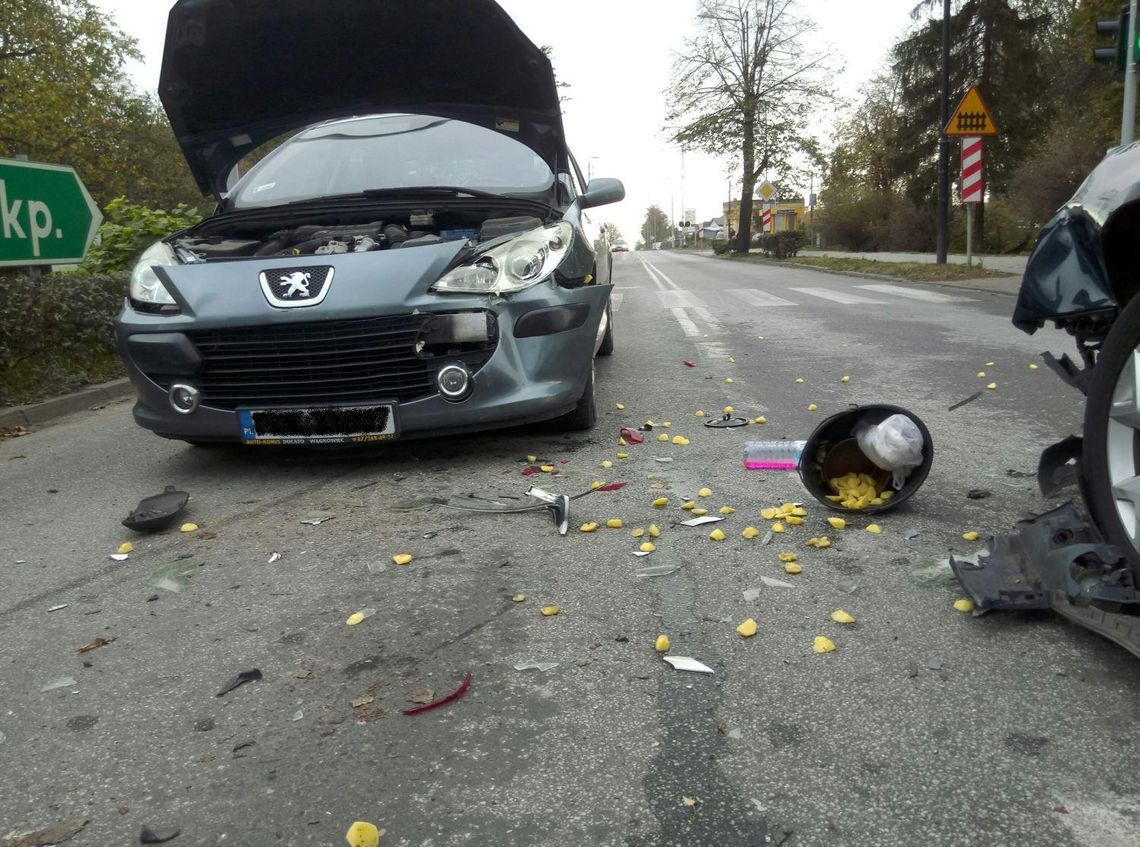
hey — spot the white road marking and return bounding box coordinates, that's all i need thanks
[788,287,887,305]
[692,306,721,327]
[855,284,974,303]
[670,307,702,337]
[656,290,705,309]
[727,288,797,307]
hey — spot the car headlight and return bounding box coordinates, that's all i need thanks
[129,241,178,306]
[431,223,573,294]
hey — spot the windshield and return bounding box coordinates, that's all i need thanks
[232,114,556,208]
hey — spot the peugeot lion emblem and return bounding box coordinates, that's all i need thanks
[258,267,334,308]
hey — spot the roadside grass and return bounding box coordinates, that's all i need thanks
[0,349,124,407]
[723,253,1015,281]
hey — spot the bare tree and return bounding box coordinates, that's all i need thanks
[666,0,828,251]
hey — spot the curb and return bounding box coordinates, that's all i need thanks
[0,378,134,430]
[705,253,1021,296]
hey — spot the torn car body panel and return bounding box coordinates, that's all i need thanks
[1014,141,1140,333]
[952,503,1140,658]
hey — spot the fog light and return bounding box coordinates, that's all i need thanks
[169,383,200,414]
[437,364,472,401]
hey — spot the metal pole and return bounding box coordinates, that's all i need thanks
[936,0,950,264]
[1124,0,1138,145]
[966,203,974,268]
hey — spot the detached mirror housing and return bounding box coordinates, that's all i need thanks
[580,177,625,209]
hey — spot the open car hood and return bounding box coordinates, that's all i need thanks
[159,0,565,198]
[1014,141,1140,332]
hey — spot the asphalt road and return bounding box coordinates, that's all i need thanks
[2,251,1139,847]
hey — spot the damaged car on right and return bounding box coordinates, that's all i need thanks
[953,143,1140,656]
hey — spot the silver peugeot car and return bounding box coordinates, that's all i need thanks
[116,0,623,446]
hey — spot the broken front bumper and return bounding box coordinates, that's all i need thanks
[951,503,1140,658]
[116,281,610,442]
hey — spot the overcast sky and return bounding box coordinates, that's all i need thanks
[93,0,924,240]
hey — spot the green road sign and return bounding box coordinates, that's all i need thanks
[0,157,102,267]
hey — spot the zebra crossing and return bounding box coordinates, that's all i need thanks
[632,256,975,338]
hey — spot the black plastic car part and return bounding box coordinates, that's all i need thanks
[122,486,190,533]
[951,502,1140,658]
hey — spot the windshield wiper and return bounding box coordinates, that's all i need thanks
[360,186,508,200]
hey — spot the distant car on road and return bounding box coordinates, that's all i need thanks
[611,239,630,252]
[115,0,624,446]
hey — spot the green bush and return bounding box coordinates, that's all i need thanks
[757,231,807,259]
[80,197,202,274]
[0,272,127,405]
[711,240,733,255]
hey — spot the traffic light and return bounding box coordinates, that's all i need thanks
[1095,4,1134,72]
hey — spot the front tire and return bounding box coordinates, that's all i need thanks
[558,363,597,431]
[598,301,615,357]
[1083,295,1140,568]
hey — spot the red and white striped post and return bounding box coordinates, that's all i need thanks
[960,137,983,267]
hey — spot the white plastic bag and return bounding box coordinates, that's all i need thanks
[855,414,924,489]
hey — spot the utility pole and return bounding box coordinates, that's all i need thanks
[1125,0,1139,144]
[936,0,950,264]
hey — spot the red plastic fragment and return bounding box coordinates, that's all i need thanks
[619,427,644,444]
[560,459,570,464]
[521,466,540,476]
[596,482,628,492]
[1053,806,1069,814]
[401,672,472,716]
[684,360,697,367]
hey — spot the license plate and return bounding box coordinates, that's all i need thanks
[237,405,397,445]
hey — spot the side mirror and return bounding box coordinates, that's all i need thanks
[580,177,625,209]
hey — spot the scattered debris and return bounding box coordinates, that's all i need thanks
[636,564,678,577]
[597,482,628,492]
[110,553,129,562]
[953,598,976,613]
[682,796,700,807]
[704,413,749,428]
[148,560,198,593]
[962,531,980,541]
[654,457,674,463]
[903,528,920,540]
[684,360,697,367]
[47,604,68,613]
[680,515,723,527]
[619,427,644,444]
[122,486,189,532]
[967,489,992,500]
[76,637,114,655]
[655,635,671,652]
[736,618,758,638]
[760,576,794,589]
[179,523,199,533]
[391,553,413,566]
[709,528,727,541]
[742,588,761,603]
[351,696,374,708]
[664,656,714,674]
[812,636,836,654]
[926,659,943,670]
[910,559,962,587]
[139,825,180,843]
[948,391,983,412]
[267,552,282,564]
[511,593,526,602]
[401,671,472,716]
[216,668,262,697]
[541,605,561,616]
[291,669,312,679]
[2,819,88,847]
[784,562,803,574]
[300,511,336,525]
[40,677,76,692]
[422,531,438,539]
[346,608,377,626]
[639,542,657,553]
[345,821,381,847]
[514,662,558,672]
[291,710,303,721]
[831,610,856,624]
[118,542,134,555]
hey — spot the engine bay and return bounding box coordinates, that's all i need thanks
[172,210,545,262]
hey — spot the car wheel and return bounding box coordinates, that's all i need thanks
[1083,294,1140,567]
[598,301,615,357]
[558,363,597,431]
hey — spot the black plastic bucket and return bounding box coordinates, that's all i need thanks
[799,404,933,515]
